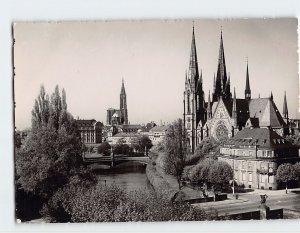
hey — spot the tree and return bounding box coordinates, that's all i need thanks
[208,161,233,192]
[16,85,83,201]
[131,135,153,154]
[97,142,111,156]
[162,119,186,189]
[276,163,297,194]
[293,162,300,180]
[113,138,130,155]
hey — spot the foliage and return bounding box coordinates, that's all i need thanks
[113,139,130,155]
[189,159,216,183]
[41,178,209,222]
[162,119,186,189]
[208,161,233,191]
[15,85,83,200]
[146,164,179,201]
[293,162,300,179]
[285,134,300,146]
[97,142,111,156]
[276,163,297,187]
[131,135,153,153]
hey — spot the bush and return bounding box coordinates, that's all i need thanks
[97,142,111,156]
[41,176,209,222]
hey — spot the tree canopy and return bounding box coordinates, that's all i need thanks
[16,85,83,199]
[161,119,186,189]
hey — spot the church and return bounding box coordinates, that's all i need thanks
[183,26,291,153]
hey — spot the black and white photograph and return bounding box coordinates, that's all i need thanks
[13,18,300,223]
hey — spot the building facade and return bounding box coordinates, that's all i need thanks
[183,27,291,153]
[218,128,299,190]
[148,125,169,145]
[76,119,103,144]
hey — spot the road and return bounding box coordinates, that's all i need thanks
[194,193,300,216]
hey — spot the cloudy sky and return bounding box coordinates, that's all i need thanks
[14,18,298,130]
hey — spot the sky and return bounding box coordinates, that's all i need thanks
[14,19,299,130]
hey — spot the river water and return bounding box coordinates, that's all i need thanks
[90,162,152,193]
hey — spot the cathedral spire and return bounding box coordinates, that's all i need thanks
[232,87,237,128]
[188,25,199,91]
[283,91,288,119]
[215,29,228,100]
[270,91,273,100]
[207,90,212,119]
[245,61,251,100]
[120,79,128,124]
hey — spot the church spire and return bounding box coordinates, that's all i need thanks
[188,25,199,91]
[232,87,237,128]
[283,91,288,119]
[270,91,273,100]
[245,61,251,101]
[120,79,128,125]
[207,90,212,119]
[215,29,229,100]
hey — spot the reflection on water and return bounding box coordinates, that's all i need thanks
[91,162,152,192]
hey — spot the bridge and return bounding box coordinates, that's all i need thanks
[83,154,150,167]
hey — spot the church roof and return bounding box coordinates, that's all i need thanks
[248,98,286,127]
[211,97,286,129]
[227,128,293,149]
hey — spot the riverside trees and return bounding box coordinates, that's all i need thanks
[162,119,186,189]
[15,85,84,218]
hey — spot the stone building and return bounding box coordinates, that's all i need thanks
[76,119,103,145]
[148,125,169,145]
[183,26,291,153]
[218,128,299,190]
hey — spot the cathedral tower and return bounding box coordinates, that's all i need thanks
[120,79,128,125]
[212,30,231,102]
[245,61,251,101]
[183,25,204,153]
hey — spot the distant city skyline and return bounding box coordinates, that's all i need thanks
[14,19,298,130]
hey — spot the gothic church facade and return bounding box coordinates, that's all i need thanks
[183,26,290,153]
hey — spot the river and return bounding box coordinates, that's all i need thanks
[90,162,152,193]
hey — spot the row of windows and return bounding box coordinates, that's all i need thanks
[238,172,275,183]
[221,148,275,158]
[230,159,275,172]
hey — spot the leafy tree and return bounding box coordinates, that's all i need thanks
[208,161,233,192]
[276,163,297,193]
[285,135,300,146]
[131,135,153,154]
[97,142,111,156]
[15,85,83,201]
[162,119,186,189]
[113,138,130,155]
[41,183,209,222]
[15,131,22,148]
[293,162,300,180]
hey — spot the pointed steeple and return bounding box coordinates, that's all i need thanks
[245,60,251,100]
[232,87,237,128]
[215,29,229,100]
[121,77,126,95]
[283,91,289,119]
[270,91,273,100]
[120,79,128,125]
[207,90,212,119]
[188,25,199,91]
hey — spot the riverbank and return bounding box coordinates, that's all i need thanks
[146,162,203,202]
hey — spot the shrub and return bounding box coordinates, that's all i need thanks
[97,142,111,156]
